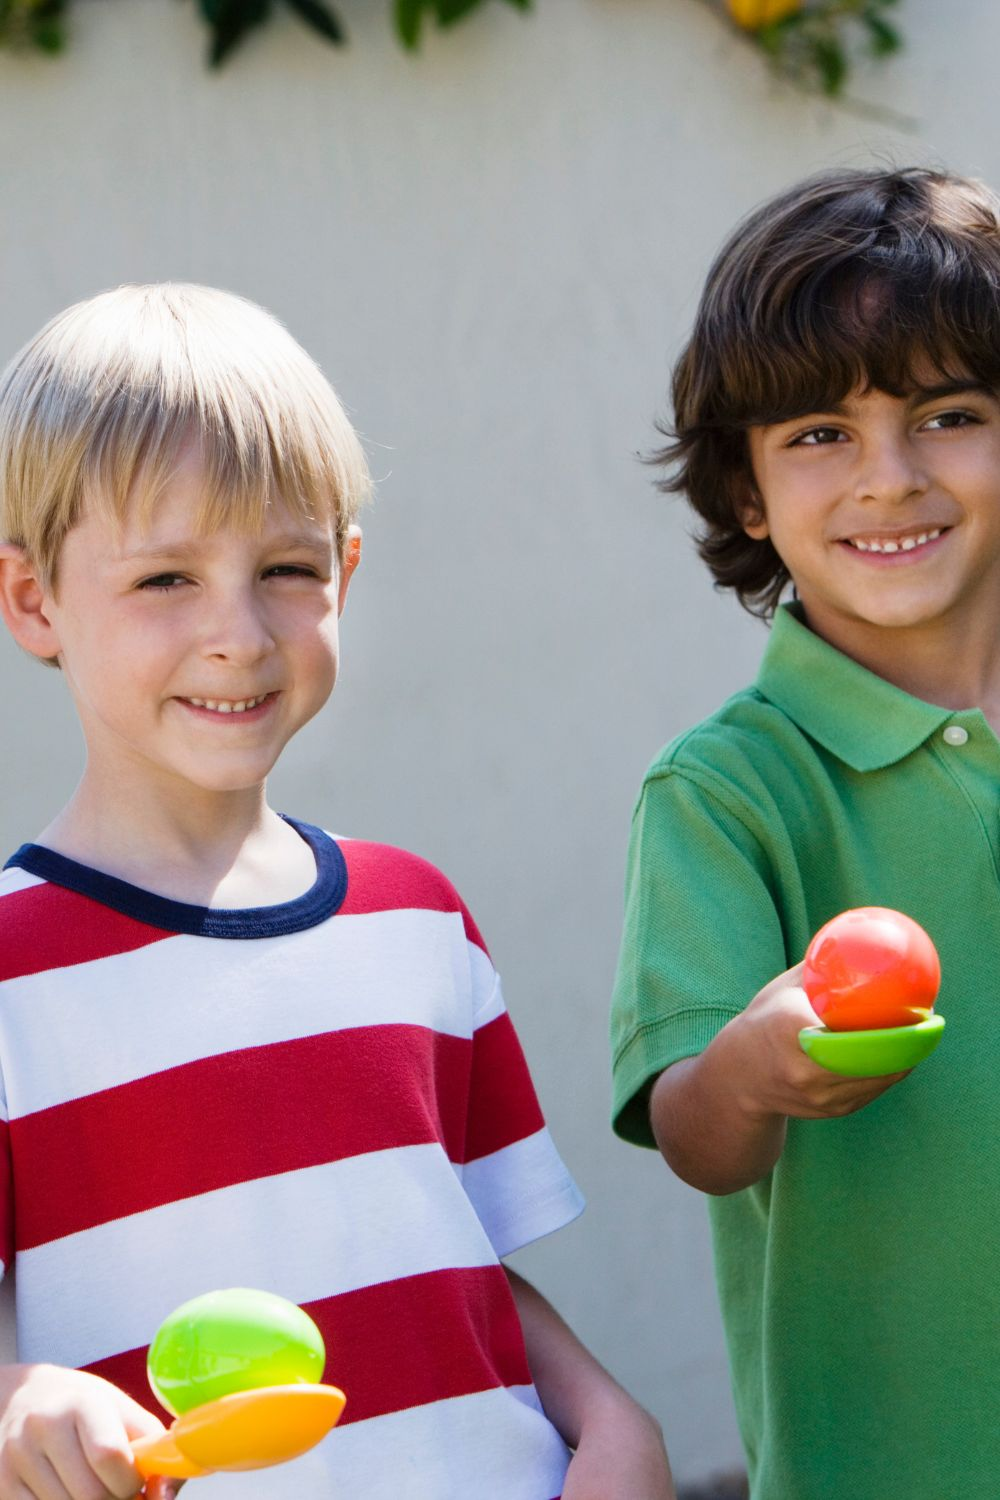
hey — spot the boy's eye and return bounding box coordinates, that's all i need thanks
[264,565,320,579]
[923,409,979,431]
[137,573,188,591]
[789,426,844,447]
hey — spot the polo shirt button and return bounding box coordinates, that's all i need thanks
[943,725,969,746]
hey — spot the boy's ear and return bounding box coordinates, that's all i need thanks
[739,486,769,541]
[743,512,770,541]
[0,545,62,661]
[337,526,362,615]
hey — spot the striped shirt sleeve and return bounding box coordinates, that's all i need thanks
[460,967,584,1258]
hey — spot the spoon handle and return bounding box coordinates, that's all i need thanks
[132,1429,209,1481]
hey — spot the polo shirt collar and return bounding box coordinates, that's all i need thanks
[756,604,954,772]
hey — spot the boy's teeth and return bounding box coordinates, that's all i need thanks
[852,528,941,553]
[187,695,266,713]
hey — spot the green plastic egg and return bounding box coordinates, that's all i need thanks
[147,1288,326,1416]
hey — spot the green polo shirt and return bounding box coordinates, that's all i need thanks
[611,604,1000,1500]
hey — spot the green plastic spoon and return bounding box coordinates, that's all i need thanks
[799,1014,946,1077]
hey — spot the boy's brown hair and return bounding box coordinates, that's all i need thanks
[656,166,1000,617]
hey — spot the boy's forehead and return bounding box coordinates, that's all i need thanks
[77,483,337,562]
[114,522,336,560]
[750,358,990,430]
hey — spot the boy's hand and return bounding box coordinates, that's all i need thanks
[650,961,911,1194]
[0,1364,172,1500]
[503,1270,674,1500]
[562,1395,675,1500]
[733,961,909,1121]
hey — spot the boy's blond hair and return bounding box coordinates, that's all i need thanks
[0,283,371,589]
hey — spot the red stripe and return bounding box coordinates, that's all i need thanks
[0,883,171,981]
[339,842,489,954]
[13,1026,468,1249]
[466,1013,545,1163]
[84,1265,531,1425]
[0,1121,12,1271]
[12,1018,545,1249]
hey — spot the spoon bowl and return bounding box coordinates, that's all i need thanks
[132,1383,346,1479]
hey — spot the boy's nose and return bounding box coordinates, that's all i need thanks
[855,440,930,505]
[201,595,276,664]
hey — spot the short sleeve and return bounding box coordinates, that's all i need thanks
[459,971,584,1258]
[610,767,789,1148]
[0,1077,12,1280]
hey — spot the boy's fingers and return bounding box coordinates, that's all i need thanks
[89,1388,169,1497]
[752,979,819,1029]
[8,1448,70,1500]
[75,1414,142,1500]
[779,983,821,1019]
[20,1445,124,1500]
[790,1067,912,1117]
[113,1393,165,1445]
[2,1479,40,1500]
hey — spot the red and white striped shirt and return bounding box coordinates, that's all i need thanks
[0,820,584,1499]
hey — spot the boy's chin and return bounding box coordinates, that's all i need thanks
[812,584,957,634]
[852,596,954,631]
[167,758,278,796]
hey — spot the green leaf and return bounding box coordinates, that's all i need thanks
[29,0,64,51]
[283,0,345,44]
[810,34,848,94]
[435,0,485,26]
[31,16,62,50]
[0,0,64,52]
[863,14,901,55]
[393,0,424,49]
[756,20,790,56]
[201,0,272,67]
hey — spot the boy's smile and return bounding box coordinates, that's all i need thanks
[14,446,358,806]
[745,380,1000,683]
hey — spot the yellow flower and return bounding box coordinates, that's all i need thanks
[726,0,802,29]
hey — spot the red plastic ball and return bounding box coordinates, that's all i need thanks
[802,907,940,1032]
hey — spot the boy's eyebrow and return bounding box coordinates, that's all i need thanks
[118,532,334,563]
[909,379,995,403]
[776,380,996,423]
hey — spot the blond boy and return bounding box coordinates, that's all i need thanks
[0,285,670,1500]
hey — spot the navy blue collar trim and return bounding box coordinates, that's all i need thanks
[3,817,347,940]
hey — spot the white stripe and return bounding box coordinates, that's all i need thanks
[198,1385,570,1500]
[0,907,498,1114]
[468,938,498,1009]
[0,868,45,898]
[461,1129,585,1258]
[474,970,506,1027]
[16,1144,499,1369]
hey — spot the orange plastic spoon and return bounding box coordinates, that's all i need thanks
[132,1383,346,1480]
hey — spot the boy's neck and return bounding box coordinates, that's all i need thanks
[36,771,318,909]
[801,604,1000,728]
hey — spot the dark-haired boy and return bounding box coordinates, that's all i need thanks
[610,167,1000,1500]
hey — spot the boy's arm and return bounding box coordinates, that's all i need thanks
[504,1267,674,1500]
[649,962,909,1196]
[0,1363,176,1500]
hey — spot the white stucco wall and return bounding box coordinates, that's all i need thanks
[0,0,992,1483]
